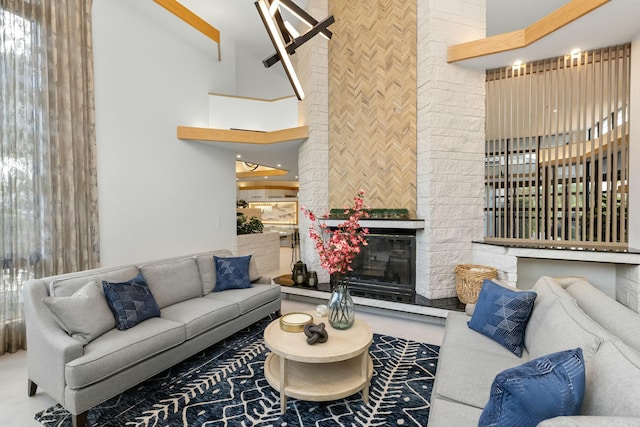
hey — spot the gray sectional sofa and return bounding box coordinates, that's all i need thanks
[23,249,281,427]
[428,276,640,426]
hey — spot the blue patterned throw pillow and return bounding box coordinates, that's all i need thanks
[213,255,252,292]
[479,348,585,427]
[468,279,537,357]
[102,274,160,330]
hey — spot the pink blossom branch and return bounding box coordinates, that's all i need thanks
[301,190,369,276]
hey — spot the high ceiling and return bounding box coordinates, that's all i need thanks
[178,0,640,67]
[178,0,309,59]
[169,0,640,180]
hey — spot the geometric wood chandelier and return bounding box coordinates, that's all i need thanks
[255,0,335,100]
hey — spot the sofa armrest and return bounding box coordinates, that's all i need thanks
[23,279,84,404]
[537,416,640,427]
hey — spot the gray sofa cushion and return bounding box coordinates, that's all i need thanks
[49,266,140,297]
[43,281,116,345]
[140,258,202,308]
[445,312,526,359]
[537,416,640,427]
[435,341,526,409]
[531,276,575,308]
[582,339,640,417]
[205,283,281,314]
[65,317,184,389]
[428,395,483,427]
[525,297,605,361]
[433,313,526,409]
[160,297,240,339]
[565,281,640,351]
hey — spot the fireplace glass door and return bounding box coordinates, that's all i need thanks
[347,232,416,302]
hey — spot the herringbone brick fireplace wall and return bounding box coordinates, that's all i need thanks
[328,0,417,215]
[299,0,486,296]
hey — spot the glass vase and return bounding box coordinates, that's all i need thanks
[328,275,355,330]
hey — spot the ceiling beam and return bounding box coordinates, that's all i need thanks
[236,169,289,179]
[153,0,221,59]
[447,0,609,63]
[177,125,309,144]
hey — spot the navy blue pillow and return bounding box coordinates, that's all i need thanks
[213,255,252,292]
[468,279,537,357]
[102,274,160,330]
[479,348,585,427]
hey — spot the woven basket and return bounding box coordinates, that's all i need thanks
[455,264,497,304]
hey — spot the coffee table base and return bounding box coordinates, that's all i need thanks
[264,351,373,413]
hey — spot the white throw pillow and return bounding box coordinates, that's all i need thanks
[43,281,116,345]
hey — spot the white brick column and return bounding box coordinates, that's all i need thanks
[297,0,331,283]
[616,265,640,312]
[416,0,486,299]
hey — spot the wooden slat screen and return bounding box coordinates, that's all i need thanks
[484,44,630,251]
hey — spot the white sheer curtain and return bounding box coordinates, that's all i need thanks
[0,0,99,355]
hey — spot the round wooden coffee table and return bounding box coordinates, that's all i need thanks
[263,312,373,414]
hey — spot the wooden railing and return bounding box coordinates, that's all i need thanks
[484,45,630,250]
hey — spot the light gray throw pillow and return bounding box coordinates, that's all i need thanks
[43,281,116,345]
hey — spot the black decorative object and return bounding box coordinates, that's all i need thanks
[307,270,318,287]
[292,260,308,285]
[303,322,328,345]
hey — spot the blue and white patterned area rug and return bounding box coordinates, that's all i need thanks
[35,315,439,427]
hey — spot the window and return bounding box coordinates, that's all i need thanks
[1,8,41,301]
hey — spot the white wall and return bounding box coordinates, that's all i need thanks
[208,94,298,130]
[235,47,295,99]
[92,0,237,266]
[517,258,616,297]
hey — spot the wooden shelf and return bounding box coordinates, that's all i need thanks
[177,125,308,145]
[264,352,373,402]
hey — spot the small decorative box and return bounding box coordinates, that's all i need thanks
[279,312,314,332]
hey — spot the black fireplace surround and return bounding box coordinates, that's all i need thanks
[308,220,464,311]
[346,228,416,302]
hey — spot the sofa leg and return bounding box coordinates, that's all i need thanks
[72,411,88,427]
[275,309,281,317]
[28,379,37,396]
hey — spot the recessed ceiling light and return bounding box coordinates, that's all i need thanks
[236,154,242,159]
[277,164,282,168]
[512,60,523,69]
[570,48,581,58]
